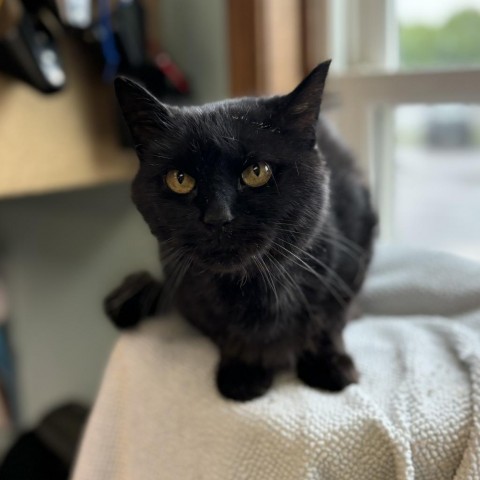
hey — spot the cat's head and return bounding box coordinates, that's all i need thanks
[115,61,331,274]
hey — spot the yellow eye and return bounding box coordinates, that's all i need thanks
[165,170,196,194]
[241,162,272,188]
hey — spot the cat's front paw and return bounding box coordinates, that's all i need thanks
[216,360,274,401]
[104,271,161,329]
[297,352,358,392]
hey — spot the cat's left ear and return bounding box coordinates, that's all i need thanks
[114,77,175,153]
[281,59,331,130]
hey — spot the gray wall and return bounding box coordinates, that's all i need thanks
[0,184,158,426]
[159,0,229,103]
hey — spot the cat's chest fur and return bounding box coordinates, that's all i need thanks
[171,238,332,348]
[175,268,303,333]
[175,275,305,366]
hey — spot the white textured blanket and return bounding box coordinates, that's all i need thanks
[72,246,480,480]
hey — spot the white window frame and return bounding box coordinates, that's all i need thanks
[308,0,480,241]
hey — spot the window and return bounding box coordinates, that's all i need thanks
[395,104,480,260]
[308,0,480,259]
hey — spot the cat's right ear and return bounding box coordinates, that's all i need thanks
[114,77,174,153]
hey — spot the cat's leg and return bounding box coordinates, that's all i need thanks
[296,329,358,392]
[104,271,162,329]
[216,356,274,401]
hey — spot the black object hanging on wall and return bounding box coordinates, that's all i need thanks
[0,0,66,93]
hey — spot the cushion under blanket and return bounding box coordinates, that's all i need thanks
[72,246,480,480]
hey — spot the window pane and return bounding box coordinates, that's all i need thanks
[397,0,480,69]
[394,104,480,260]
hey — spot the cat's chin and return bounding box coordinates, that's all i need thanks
[195,250,256,275]
[198,255,246,274]
[208,263,244,274]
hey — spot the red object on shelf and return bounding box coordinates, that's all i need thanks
[154,52,189,94]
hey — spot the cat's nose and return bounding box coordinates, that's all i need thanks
[203,202,234,226]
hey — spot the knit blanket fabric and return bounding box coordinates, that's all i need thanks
[72,246,480,479]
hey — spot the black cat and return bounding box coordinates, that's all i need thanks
[106,60,377,401]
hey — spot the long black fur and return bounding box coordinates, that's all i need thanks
[106,61,377,401]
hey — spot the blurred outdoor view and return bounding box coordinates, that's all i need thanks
[394,0,480,260]
[399,0,480,69]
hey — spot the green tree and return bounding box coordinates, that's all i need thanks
[400,9,480,68]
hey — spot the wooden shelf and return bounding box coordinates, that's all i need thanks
[0,35,137,199]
